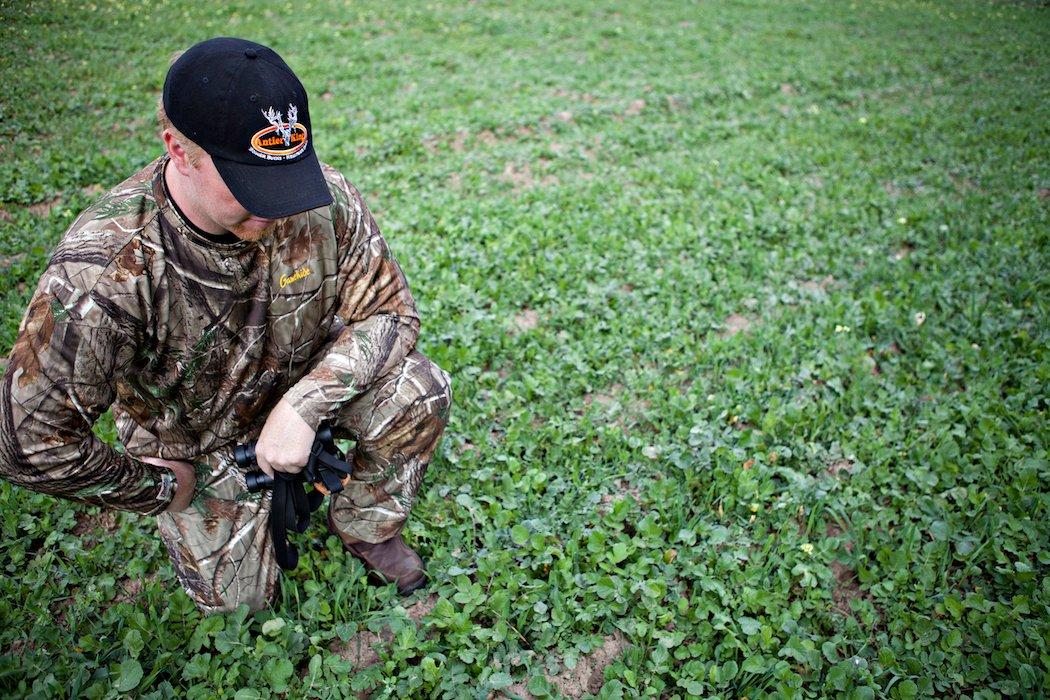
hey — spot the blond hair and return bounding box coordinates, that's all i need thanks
[157,96,206,168]
[156,52,205,167]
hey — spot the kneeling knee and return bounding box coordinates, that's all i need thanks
[409,355,452,421]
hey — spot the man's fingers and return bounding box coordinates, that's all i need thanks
[252,398,317,478]
[254,450,304,476]
[273,457,305,474]
[258,459,276,479]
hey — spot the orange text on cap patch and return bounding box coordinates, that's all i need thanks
[250,124,308,159]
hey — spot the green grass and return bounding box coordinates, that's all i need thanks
[1,0,1048,697]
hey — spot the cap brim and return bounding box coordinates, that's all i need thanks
[213,150,333,219]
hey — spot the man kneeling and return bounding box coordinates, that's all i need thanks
[0,37,451,613]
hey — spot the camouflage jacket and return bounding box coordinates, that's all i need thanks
[0,156,419,514]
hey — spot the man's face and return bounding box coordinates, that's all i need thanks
[183,152,278,242]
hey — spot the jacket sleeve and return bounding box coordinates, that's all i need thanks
[280,171,420,430]
[0,266,176,515]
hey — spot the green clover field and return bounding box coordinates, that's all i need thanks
[1,1,1047,697]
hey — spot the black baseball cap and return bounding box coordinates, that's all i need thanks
[162,37,333,219]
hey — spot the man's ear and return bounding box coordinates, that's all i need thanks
[163,130,193,176]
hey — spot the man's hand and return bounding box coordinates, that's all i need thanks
[140,456,197,512]
[253,398,317,479]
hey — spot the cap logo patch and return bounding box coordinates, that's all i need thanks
[250,104,308,160]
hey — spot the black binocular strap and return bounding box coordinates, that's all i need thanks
[270,474,324,570]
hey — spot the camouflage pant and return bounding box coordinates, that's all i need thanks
[153,350,451,614]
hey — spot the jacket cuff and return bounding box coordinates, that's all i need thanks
[279,387,327,432]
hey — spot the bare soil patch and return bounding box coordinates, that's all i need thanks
[4,637,32,657]
[866,341,901,378]
[624,99,646,116]
[421,134,441,154]
[826,459,854,477]
[823,524,878,623]
[719,313,753,338]
[420,117,583,157]
[422,128,479,155]
[892,242,916,260]
[599,481,641,513]
[330,593,439,670]
[29,197,60,218]
[825,522,853,553]
[551,88,599,105]
[830,561,865,616]
[503,632,627,699]
[582,136,601,161]
[333,628,388,671]
[801,275,835,293]
[457,440,477,458]
[72,509,118,537]
[581,383,650,430]
[51,595,75,627]
[881,180,906,198]
[114,573,157,604]
[511,308,540,333]
[499,162,558,193]
[583,391,618,409]
[406,593,438,621]
[866,349,881,376]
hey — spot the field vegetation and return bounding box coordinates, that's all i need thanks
[0,0,1047,697]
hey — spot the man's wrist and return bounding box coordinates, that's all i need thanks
[277,392,323,432]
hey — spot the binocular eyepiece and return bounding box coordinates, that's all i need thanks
[233,441,273,493]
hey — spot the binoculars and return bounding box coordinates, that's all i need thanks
[234,423,352,495]
[232,423,353,570]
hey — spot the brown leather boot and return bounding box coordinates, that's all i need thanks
[328,512,427,595]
